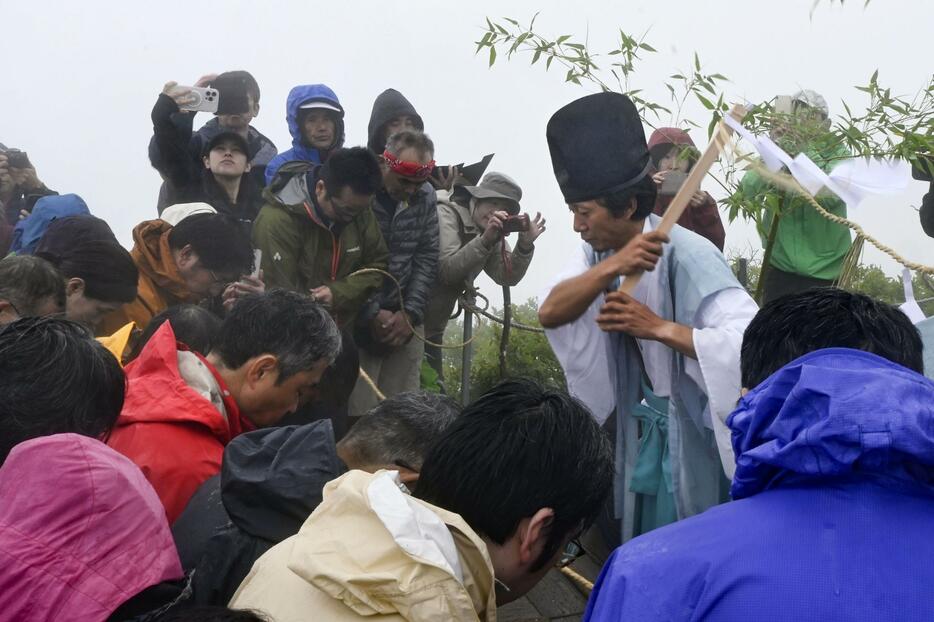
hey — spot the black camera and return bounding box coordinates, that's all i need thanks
[3,148,31,169]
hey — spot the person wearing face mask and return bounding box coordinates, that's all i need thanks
[422,173,545,382]
[149,71,278,213]
[264,84,346,183]
[647,127,725,251]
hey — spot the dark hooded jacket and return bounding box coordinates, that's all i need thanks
[171,421,344,606]
[366,89,424,155]
[355,90,438,342]
[647,127,726,251]
[921,182,933,238]
[585,348,934,622]
[264,84,345,184]
[148,96,277,213]
[150,94,264,223]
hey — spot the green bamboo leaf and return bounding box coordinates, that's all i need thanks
[639,42,657,52]
[546,55,554,70]
[696,92,715,110]
[532,49,542,65]
[694,51,701,71]
[489,45,497,67]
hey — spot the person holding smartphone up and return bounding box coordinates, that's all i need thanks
[647,127,725,251]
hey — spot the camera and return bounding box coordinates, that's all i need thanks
[503,213,530,234]
[3,148,31,169]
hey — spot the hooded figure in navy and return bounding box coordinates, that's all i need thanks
[264,84,345,184]
[584,346,934,622]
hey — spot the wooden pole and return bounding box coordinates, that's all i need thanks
[618,105,747,295]
[460,308,474,406]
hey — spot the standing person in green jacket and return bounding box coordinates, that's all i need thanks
[252,147,388,436]
[734,90,852,303]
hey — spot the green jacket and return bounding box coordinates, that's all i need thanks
[252,163,389,327]
[735,142,852,281]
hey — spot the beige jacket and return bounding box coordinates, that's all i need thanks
[423,192,534,336]
[229,470,497,622]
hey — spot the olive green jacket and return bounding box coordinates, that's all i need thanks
[252,162,388,327]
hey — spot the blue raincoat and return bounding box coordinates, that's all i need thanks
[10,194,89,255]
[264,84,344,184]
[585,348,934,621]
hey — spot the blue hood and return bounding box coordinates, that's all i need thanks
[10,194,90,255]
[728,348,934,500]
[286,84,345,154]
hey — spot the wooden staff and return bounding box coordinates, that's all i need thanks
[618,104,747,294]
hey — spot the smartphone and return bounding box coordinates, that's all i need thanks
[659,170,688,196]
[178,86,220,113]
[503,214,530,234]
[251,249,262,279]
[4,149,31,169]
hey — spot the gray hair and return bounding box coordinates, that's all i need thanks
[385,130,434,159]
[214,289,342,383]
[340,391,461,469]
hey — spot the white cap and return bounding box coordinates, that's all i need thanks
[161,202,217,227]
[791,89,829,117]
[299,101,342,113]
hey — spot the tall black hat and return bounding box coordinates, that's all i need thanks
[546,92,652,203]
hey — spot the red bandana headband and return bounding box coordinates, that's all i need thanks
[383,150,436,180]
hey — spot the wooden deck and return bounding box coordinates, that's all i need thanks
[495,546,605,622]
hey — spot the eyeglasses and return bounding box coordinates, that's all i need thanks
[556,538,586,569]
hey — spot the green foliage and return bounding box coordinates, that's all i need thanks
[441,299,566,401]
[730,255,934,316]
[477,14,934,232]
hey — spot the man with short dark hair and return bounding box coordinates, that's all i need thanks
[99,212,254,334]
[108,289,342,523]
[230,379,613,620]
[0,254,65,324]
[0,317,126,464]
[172,391,460,606]
[149,71,278,212]
[539,92,757,541]
[349,129,440,414]
[253,147,388,327]
[583,288,934,622]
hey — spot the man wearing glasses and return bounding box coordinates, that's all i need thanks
[100,211,254,334]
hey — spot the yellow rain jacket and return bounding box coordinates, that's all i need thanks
[229,470,496,621]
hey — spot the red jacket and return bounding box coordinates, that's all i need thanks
[108,322,253,523]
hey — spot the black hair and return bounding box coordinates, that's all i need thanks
[127,304,222,363]
[339,391,461,470]
[213,289,341,383]
[385,130,435,159]
[167,213,253,276]
[0,317,125,465]
[414,378,613,571]
[649,143,699,171]
[319,147,383,197]
[212,70,262,105]
[741,287,925,388]
[0,255,65,317]
[38,240,138,304]
[155,606,268,622]
[596,173,657,221]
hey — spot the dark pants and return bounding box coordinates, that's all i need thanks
[762,266,834,305]
[275,328,360,441]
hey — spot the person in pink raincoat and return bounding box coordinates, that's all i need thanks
[0,434,184,621]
